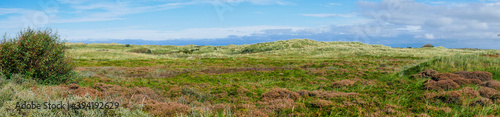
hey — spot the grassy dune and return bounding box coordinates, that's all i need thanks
[2,39,500,116]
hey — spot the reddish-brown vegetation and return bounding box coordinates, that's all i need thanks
[458,87,480,98]
[311,99,333,108]
[472,97,493,106]
[331,79,356,88]
[478,87,500,101]
[425,106,451,113]
[258,98,296,112]
[425,86,498,106]
[411,69,438,78]
[481,80,500,90]
[261,88,300,101]
[431,73,462,81]
[295,90,358,100]
[455,71,492,81]
[319,91,359,100]
[421,70,500,106]
[423,79,460,91]
[143,101,190,116]
[423,71,494,91]
[71,86,102,98]
[481,54,500,58]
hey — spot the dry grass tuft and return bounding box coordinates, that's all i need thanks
[457,87,480,98]
[455,71,492,81]
[93,83,133,99]
[318,91,359,100]
[258,98,296,112]
[481,54,500,58]
[425,86,498,106]
[417,113,431,117]
[478,87,500,101]
[423,80,460,91]
[472,97,493,106]
[67,83,79,90]
[423,71,494,91]
[316,77,329,81]
[72,87,102,98]
[296,90,358,100]
[436,91,462,104]
[412,69,438,78]
[426,106,451,113]
[261,88,300,101]
[132,87,160,101]
[296,90,324,98]
[481,80,500,90]
[311,99,333,108]
[451,77,472,86]
[233,104,267,117]
[89,83,185,115]
[143,100,190,116]
[431,73,462,81]
[331,79,356,88]
[468,79,482,85]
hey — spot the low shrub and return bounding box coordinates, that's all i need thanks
[0,28,74,84]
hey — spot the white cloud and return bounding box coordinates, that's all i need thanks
[0,8,32,15]
[416,33,435,39]
[209,0,292,5]
[59,25,309,40]
[58,1,196,23]
[301,13,354,18]
[430,1,445,4]
[328,3,342,6]
[395,25,421,32]
[357,0,500,40]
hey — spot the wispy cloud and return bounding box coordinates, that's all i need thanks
[58,1,197,23]
[213,0,293,5]
[0,8,33,15]
[301,13,354,18]
[357,0,500,40]
[328,3,342,6]
[59,25,309,40]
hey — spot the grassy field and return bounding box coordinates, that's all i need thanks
[1,39,500,116]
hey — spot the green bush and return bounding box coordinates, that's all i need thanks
[0,28,74,84]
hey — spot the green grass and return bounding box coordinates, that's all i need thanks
[2,39,500,116]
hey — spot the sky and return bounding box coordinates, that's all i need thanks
[1,0,500,49]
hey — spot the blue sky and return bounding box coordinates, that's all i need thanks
[1,0,500,49]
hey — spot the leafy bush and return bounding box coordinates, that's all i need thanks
[131,48,152,54]
[0,28,74,84]
[125,44,131,47]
